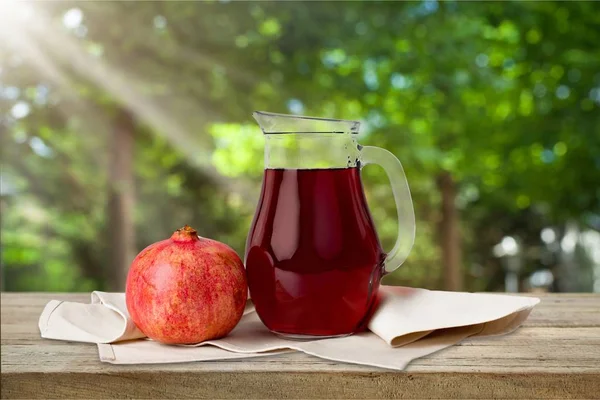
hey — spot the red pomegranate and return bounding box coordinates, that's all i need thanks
[126,225,247,344]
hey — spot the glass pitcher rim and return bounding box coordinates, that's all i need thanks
[253,111,360,134]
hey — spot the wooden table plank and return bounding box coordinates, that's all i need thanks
[2,327,600,373]
[2,292,600,399]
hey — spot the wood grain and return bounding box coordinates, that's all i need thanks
[2,293,599,399]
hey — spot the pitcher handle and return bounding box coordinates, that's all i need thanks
[361,146,415,273]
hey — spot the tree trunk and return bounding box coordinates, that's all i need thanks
[437,171,463,291]
[107,109,136,291]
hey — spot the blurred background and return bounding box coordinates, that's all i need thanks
[1,1,599,293]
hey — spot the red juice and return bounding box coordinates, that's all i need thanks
[245,167,385,337]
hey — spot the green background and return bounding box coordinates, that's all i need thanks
[1,1,599,293]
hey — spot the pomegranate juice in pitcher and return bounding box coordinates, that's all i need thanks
[246,111,415,339]
[245,167,385,337]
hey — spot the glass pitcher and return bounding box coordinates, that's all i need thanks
[245,111,415,339]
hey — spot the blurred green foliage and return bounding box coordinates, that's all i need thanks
[1,1,599,292]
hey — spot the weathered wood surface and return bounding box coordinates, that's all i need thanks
[2,293,599,399]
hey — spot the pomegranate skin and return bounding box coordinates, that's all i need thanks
[126,226,248,344]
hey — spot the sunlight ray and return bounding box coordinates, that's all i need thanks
[14,7,233,188]
[3,29,112,167]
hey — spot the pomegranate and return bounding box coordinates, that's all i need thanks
[125,225,247,344]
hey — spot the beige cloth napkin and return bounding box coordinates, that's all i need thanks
[39,286,539,370]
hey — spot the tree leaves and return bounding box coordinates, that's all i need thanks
[1,1,598,291]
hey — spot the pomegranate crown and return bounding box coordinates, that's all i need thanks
[171,225,199,241]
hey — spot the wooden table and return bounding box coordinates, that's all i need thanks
[1,293,599,399]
